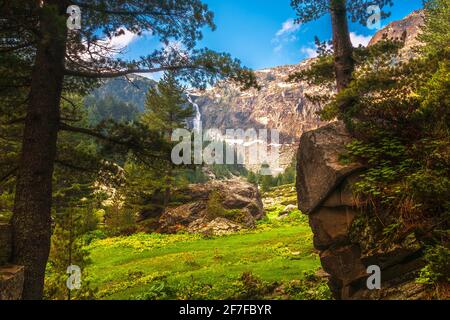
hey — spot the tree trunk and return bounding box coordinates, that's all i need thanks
[330,0,354,93]
[11,2,67,300]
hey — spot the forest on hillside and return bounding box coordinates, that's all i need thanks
[0,0,448,302]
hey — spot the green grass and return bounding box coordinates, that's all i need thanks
[85,184,324,300]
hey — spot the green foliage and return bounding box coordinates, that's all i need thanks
[180,167,209,184]
[142,72,194,136]
[86,224,321,300]
[230,272,278,299]
[298,0,450,260]
[248,160,296,191]
[206,190,226,218]
[132,276,176,300]
[84,183,326,300]
[85,95,139,125]
[85,76,156,113]
[209,162,248,180]
[44,208,98,300]
[418,0,450,57]
[290,0,393,25]
[0,191,14,223]
[417,245,450,286]
[283,270,332,300]
[104,197,137,237]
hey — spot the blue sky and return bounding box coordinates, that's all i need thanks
[123,0,423,73]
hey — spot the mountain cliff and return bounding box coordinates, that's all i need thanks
[88,11,424,173]
[188,11,424,172]
[369,10,424,58]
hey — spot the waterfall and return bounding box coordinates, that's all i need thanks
[187,94,202,132]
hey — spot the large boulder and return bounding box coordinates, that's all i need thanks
[296,122,428,299]
[296,121,364,214]
[158,178,264,235]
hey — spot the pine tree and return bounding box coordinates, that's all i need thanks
[142,72,194,137]
[290,0,393,92]
[44,208,97,300]
[141,72,194,207]
[206,191,225,219]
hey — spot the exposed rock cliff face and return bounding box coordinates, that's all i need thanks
[189,11,424,173]
[190,61,328,144]
[189,61,329,172]
[296,122,428,300]
[369,10,424,58]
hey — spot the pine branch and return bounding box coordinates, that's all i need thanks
[0,167,18,184]
[59,122,132,147]
[64,65,196,79]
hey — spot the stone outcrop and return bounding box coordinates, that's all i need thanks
[0,265,25,300]
[296,122,428,300]
[158,178,264,235]
[369,10,425,59]
[188,217,243,236]
[0,223,24,300]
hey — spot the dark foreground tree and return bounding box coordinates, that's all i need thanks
[0,0,257,299]
[290,0,393,92]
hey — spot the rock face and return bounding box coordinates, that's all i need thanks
[158,178,264,235]
[296,121,364,214]
[0,224,24,300]
[191,62,328,145]
[369,10,425,59]
[189,62,330,173]
[187,11,424,174]
[296,122,428,300]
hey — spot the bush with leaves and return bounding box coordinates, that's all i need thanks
[206,191,226,219]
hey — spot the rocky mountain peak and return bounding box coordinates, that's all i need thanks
[190,11,424,173]
[368,10,424,53]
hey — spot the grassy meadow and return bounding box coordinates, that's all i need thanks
[84,185,330,300]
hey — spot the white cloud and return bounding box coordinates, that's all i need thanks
[107,28,140,50]
[276,19,301,37]
[300,46,318,59]
[77,27,145,62]
[163,40,187,57]
[272,18,302,53]
[299,32,372,59]
[137,71,163,81]
[349,32,372,47]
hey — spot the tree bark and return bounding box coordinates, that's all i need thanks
[11,1,68,300]
[330,0,354,93]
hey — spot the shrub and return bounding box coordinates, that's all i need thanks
[417,245,450,285]
[206,190,225,219]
